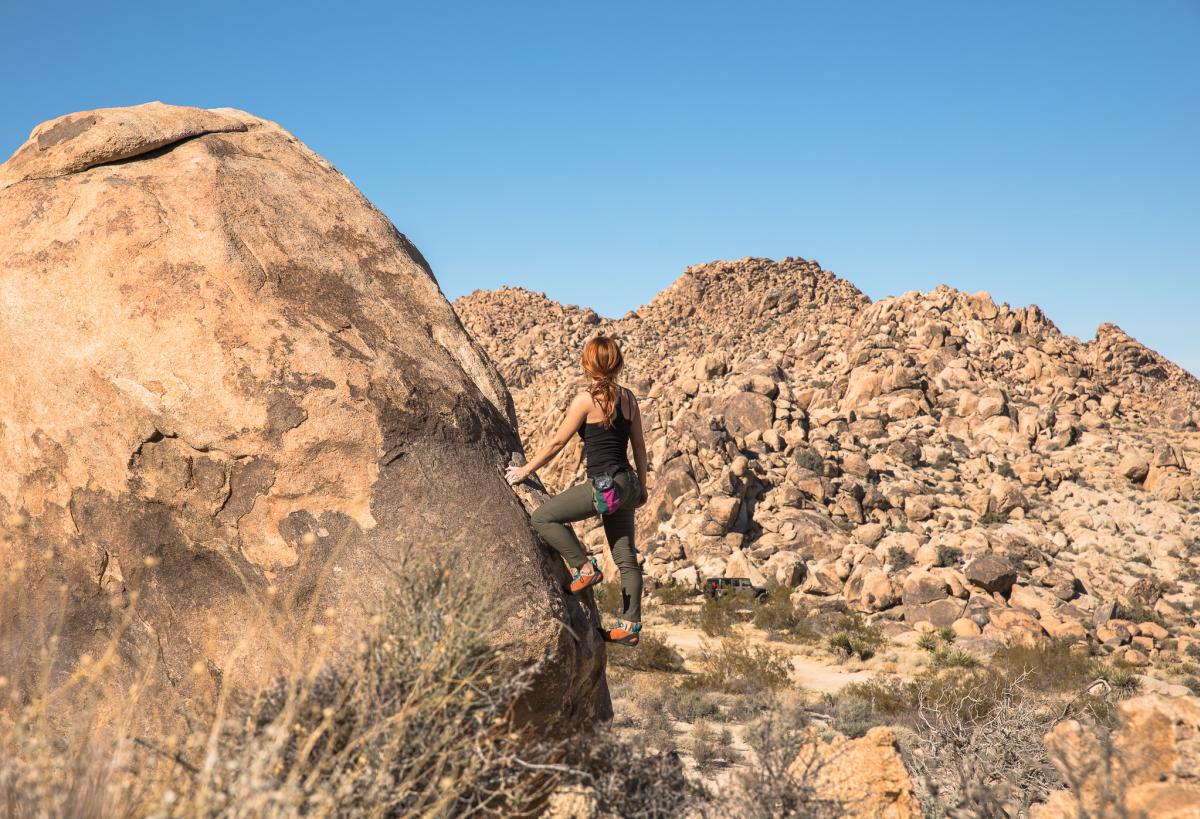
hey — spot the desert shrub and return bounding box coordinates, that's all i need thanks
[607,633,684,673]
[734,702,843,818]
[561,731,700,819]
[698,593,743,637]
[0,562,556,817]
[989,642,1097,692]
[751,585,816,641]
[689,720,722,772]
[936,544,963,567]
[651,583,696,606]
[995,461,1016,479]
[933,450,955,469]
[794,447,824,473]
[887,545,915,570]
[828,694,885,739]
[0,557,698,819]
[687,641,791,695]
[903,671,1063,815]
[1114,598,1167,628]
[664,687,721,722]
[916,631,939,652]
[978,509,1010,526]
[930,648,980,670]
[821,612,885,661]
[1093,662,1141,696]
[594,580,623,616]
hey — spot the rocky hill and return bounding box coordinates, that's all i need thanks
[455,257,1200,672]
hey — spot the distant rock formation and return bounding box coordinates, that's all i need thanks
[0,103,608,724]
[455,256,1199,672]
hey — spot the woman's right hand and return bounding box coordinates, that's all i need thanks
[505,464,530,485]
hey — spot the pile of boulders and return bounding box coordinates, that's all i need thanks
[455,256,1200,673]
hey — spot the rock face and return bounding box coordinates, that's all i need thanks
[1036,695,1200,818]
[791,726,921,818]
[455,257,1200,677]
[0,103,607,724]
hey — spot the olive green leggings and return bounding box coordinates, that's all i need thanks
[530,471,642,622]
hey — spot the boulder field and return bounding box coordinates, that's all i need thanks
[0,103,608,724]
[455,257,1200,671]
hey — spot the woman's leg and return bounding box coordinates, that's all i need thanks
[530,482,597,569]
[603,502,641,622]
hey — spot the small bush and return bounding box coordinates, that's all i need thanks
[665,687,721,722]
[887,545,915,570]
[794,447,824,473]
[1115,598,1167,628]
[821,613,885,661]
[752,586,817,641]
[979,509,1010,526]
[936,545,963,567]
[690,720,725,772]
[651,583,696,606]
[737,702,843,818]
[829,694,885,739]
[916,631,939,652]
[594,579,623,615]
[688,640,792,695]
[607,633,684,673]
[930,648,980,669]
[990,642,1097,692]
[1094,662,1142,696]
[698,593,743,637]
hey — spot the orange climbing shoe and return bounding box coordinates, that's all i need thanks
[601,620,641,647]
[568,558,603,594]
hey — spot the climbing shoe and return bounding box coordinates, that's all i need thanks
[568,558,603,594]
[601,620,641,647]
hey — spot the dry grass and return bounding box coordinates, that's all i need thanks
[0,555,554,817]
[0,539,692,818]
[685,640,792,695]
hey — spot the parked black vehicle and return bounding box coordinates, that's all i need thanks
[701,576,767,600]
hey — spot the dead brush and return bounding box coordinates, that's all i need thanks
[0,545,564,817]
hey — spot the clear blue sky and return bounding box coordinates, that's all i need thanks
[3,1,1197,374]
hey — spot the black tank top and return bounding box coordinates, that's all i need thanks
[578,388,632,478]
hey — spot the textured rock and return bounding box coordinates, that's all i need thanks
[0,103,607,725]
[964,554,1019,594]
[1037,695,1200,819]
[790,726,921,819]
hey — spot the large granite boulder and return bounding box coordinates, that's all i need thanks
[0,103,608,724]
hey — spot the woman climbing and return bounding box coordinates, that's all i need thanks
[505,335,648,647]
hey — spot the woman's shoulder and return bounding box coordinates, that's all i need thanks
[618,384,639,412]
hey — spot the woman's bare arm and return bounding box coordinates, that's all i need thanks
[628,392,649,506]
[505,393,590,484]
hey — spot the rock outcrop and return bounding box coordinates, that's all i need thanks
[1036,694,1200,818]
[0,103,608,724]
[791,726,921,818]
[455,257,1200,678]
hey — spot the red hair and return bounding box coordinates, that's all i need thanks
[581,336,624,427]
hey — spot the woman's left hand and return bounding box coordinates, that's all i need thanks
[505,464,530,485]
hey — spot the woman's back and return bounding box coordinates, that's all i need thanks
[578,387,633,477]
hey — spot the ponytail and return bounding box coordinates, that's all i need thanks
[581,336,625,428]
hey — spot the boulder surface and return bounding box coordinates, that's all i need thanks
[0,102,608,723]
